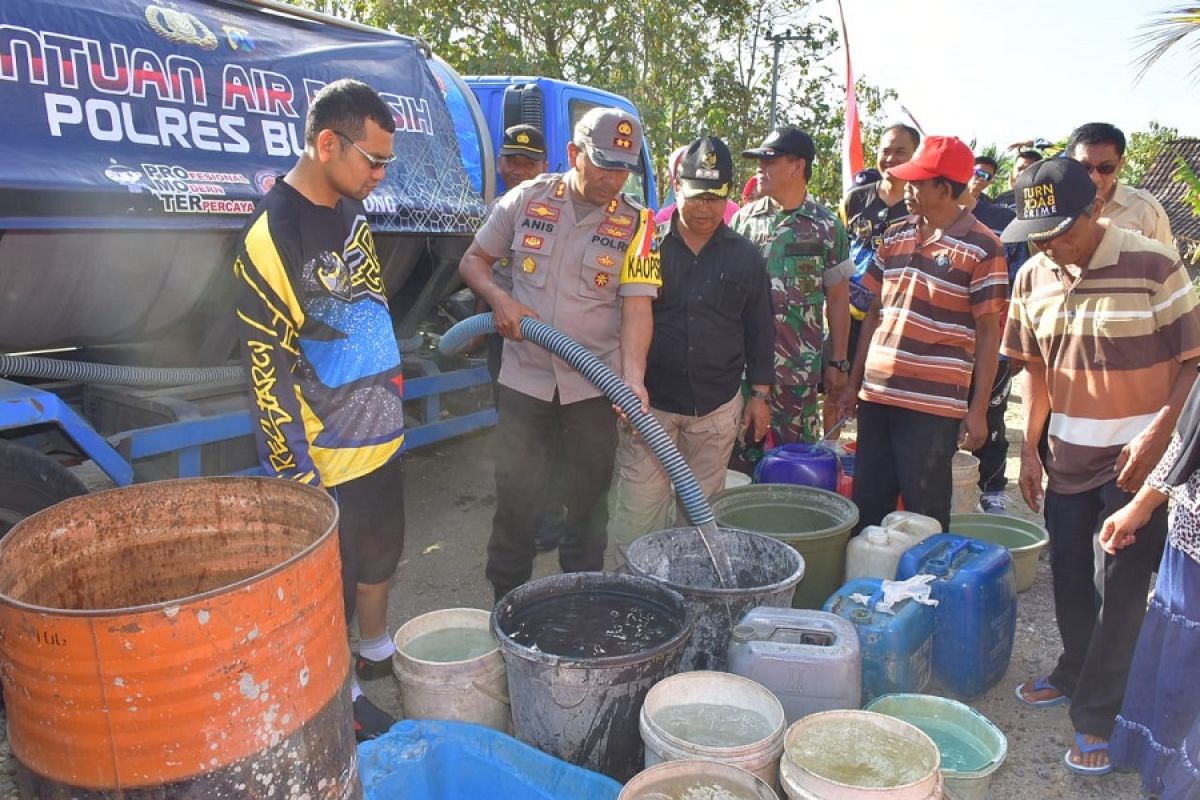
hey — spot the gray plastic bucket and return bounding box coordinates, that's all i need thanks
[624,527,805,671]
[491,572,693,782]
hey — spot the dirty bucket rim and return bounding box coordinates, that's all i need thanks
[0,476,339,618]
[394,607,499,665]
[620,758,777,800]
[641,670,787,755]
[783,709,942,790]
[864,692,1009,775]
[490,571,694,668]
[625,527,806,599]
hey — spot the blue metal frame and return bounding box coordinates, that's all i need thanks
[0,367,496,483]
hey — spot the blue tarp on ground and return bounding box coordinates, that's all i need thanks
[358,719,622,800]
[0,0,486,232]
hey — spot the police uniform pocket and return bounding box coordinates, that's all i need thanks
[510,233,556,289]
[580,245,621,300]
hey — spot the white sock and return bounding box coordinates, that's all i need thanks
[359,634,395,662]
[350,675,363,701]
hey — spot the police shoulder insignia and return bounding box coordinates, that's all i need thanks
[553,181,567,199]
[605,199,619,214]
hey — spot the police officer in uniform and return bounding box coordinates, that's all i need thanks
[459,108,662,601]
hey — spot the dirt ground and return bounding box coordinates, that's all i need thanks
[0,388,1143,799]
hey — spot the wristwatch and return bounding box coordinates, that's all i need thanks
[749,389,770,400]
[828,359,851,374]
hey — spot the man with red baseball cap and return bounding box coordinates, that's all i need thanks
[839,136,1009,532]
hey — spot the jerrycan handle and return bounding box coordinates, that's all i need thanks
[868,589,885,611]
[926,539,971,576]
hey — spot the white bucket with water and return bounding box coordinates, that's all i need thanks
[392,607,510,732]
[640,670,786,787]
[780,710,943,799]
[950,452,980,515]
[620,759,779,800]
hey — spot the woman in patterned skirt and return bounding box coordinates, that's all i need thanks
[1101,379,1200,798]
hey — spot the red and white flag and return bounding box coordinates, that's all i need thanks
[837,0,864,192]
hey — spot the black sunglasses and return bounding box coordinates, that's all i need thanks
[333,130,396,170]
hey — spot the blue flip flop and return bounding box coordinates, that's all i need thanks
[1015,676,1069,707]
[1064,732,1112,776]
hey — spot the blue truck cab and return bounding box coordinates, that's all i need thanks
[464,76,657,208]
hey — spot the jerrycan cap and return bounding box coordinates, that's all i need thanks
[865,526,889,545]
[731,624,757,643]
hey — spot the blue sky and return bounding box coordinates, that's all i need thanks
[821,0,1200,149]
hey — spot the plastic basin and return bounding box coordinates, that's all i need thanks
[949,512,1049,592]
[865,693,1007,800]
[358,719,621,800]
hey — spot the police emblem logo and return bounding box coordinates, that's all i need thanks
[616,121,633,136]
[598,255,615,268]
[522,234,545,250]
[314,251,352,300]
[598,225,628,239]
[522,256,537,273]
[701,151,718,169]
[146,4,218,49]
[516,132,530,144]
[607,214,634,228]
[526,201,560,222]
[594,272,610,288]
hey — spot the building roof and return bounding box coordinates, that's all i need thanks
[1139,138,1200,262]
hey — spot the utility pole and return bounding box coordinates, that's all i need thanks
[766,29,807,129]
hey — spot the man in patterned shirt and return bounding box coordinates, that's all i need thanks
[732,128,852,450]
[233,79,404,740]
[839,136,1008,532]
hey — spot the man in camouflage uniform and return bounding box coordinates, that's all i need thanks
[732,128,853,453]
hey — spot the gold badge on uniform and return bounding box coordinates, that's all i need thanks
[617,121,633,136]
[607,213,634,228]
[606,199,619,214]
[522,256,536,273]
[516,132,530,144]
[553,182,567,199]
[598,255,615,268]
[702,151,717,169]
[594,272,610,288]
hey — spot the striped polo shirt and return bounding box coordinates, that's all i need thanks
[1001,223,1200,494]
[858,210,1009,418]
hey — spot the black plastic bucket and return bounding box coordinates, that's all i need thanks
[491,572,693,782]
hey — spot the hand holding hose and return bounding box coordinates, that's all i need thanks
[491,295,539,340]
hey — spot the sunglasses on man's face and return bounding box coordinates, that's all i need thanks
[333,130,396,171]
[1079,161,1120,176]
[972,168,994,182]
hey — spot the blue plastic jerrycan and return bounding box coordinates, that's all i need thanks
[824,578,935,703]
[896,534,1017,699]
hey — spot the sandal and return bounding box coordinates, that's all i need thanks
[1015,676,1068,708]
[1063,732,1112,776]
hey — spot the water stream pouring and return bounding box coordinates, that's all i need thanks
[440,312,734,586]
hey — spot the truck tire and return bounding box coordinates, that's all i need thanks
[0,441,88,538]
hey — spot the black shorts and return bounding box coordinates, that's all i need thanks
[332,456,406,587]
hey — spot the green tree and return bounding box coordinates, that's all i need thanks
[1125,121,1179,186]
[288,0,897,206]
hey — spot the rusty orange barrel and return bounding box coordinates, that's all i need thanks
[0,477,360,799]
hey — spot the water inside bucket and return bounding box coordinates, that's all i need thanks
[638,779,761,800]
[653,702,774,747]
[788,717,936,787]
[403,627,497,662]
[506,590,680,658]
[898,715,992,771]
[694,520,735,588]
[718,506,838,534]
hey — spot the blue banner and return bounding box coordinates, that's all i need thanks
[0,0,487,232]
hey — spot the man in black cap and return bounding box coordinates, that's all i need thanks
[497,123,547,192]
[1001,157,1200,775]
[609,136,773,547]
[731,127,852,456]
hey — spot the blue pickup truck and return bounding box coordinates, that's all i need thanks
[0,0,656,532]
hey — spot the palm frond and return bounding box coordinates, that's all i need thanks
[1132,5,1200,84]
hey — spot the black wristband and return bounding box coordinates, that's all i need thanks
[749,389,770,400]
[829,359,851,374]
